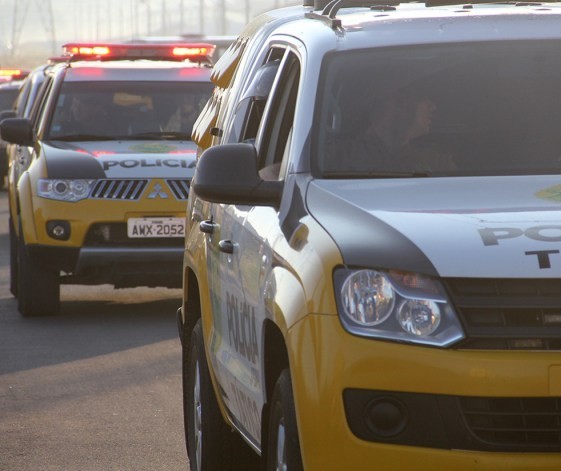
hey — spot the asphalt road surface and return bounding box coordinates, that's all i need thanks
[0,189,190,470]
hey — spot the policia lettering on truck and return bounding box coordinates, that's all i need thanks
[226,290,259,366]
[480,225,561,269]
[102,158,194,171]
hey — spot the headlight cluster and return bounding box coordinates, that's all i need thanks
[336,268,464,347]
[37,179,94,202]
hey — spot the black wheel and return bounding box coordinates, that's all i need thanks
[183,320,259,471]
[266,369,303,471]
[9,217,18,297]
[17,226,60,317]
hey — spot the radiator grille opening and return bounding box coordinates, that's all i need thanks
[444,278,561,350]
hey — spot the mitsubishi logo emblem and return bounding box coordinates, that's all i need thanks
[148,183,169,199]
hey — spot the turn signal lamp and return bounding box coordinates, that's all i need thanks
[62,42,216,63]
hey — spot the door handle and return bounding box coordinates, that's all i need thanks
[219,239,234,254]
[199,219,218,234]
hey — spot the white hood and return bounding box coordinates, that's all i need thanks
[307,176,561,278]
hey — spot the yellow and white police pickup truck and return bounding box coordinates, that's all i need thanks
[0,42,215,317]
[178,0,561,470]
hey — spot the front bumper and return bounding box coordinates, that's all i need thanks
[29,244,183,288]
[288,314,561,470]
[22,193,186,287]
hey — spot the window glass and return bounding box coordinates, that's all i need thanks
[46,81,213,141]
[257,52,300,180]
[14,79,31,116]
[0,88,19,110]
[229,58,281,144]
[315,40,561,177]
[30,78,54,128]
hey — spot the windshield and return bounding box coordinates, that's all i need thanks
[47,81,214,141]
[315,40,561,178]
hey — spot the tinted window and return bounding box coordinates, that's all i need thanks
[47,81,214,141]
[316,40,561,177]
[0,88,19,110]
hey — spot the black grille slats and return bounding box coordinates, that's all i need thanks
[91,179,148,200]
[444,278,561,350]
[166,179,190,200]
[460,396,561,448]
[89,179,190,200]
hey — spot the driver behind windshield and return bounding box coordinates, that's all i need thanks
[55,94,109,137]
[47,81,214,141]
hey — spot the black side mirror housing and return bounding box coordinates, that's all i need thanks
[0,110,17,122]
[0,118,35,146]
[192,143,283,206]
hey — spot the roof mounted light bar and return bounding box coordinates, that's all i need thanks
[61,42,216,64]
[0,68,30,81]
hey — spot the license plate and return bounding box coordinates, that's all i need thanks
[127,217,185,238]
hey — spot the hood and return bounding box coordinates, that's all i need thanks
[307,176,561,278]
[43,140,198,179]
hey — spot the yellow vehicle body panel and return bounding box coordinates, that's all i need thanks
[25,186,186,246]
[288,314,561,470]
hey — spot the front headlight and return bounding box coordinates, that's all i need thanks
[37,179,95,202]
[336,268,464,347]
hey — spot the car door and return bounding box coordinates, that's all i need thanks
[11,76,54,189]
[204,45,302,447]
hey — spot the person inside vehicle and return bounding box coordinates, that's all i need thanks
[391,90,454,171]
[60,94,108,136]
[326,85,455,174]
[164,94,200,136]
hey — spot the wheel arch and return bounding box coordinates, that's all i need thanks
[180,267,202,348]
[16,171,37,243]
[260,318,290,456]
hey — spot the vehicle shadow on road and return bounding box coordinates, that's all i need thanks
[0,286,183,375]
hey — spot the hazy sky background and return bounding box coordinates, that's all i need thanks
[0,0,297,59]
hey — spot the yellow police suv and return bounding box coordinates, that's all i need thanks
[178,0,561,470]
[0,42,215,317]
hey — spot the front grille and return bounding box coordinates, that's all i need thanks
[91,179,148,200]
[166,179,190,200]
[444,278,561,350]
[84,223,183,247]
[460,396,561,448]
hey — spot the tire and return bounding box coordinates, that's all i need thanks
[266,369,303,471]
[9,217,18,297]
[183,320,259,471]
[17,227,60,317]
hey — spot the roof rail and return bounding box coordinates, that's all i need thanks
[305,0,398,28]
[304,0,392,11]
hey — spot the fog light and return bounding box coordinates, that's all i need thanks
[364,397,408,438]
[46,221,70,241]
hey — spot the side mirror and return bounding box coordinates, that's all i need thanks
[0,118,35,146]
[0,110,17,122]
[192,143,283,206]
